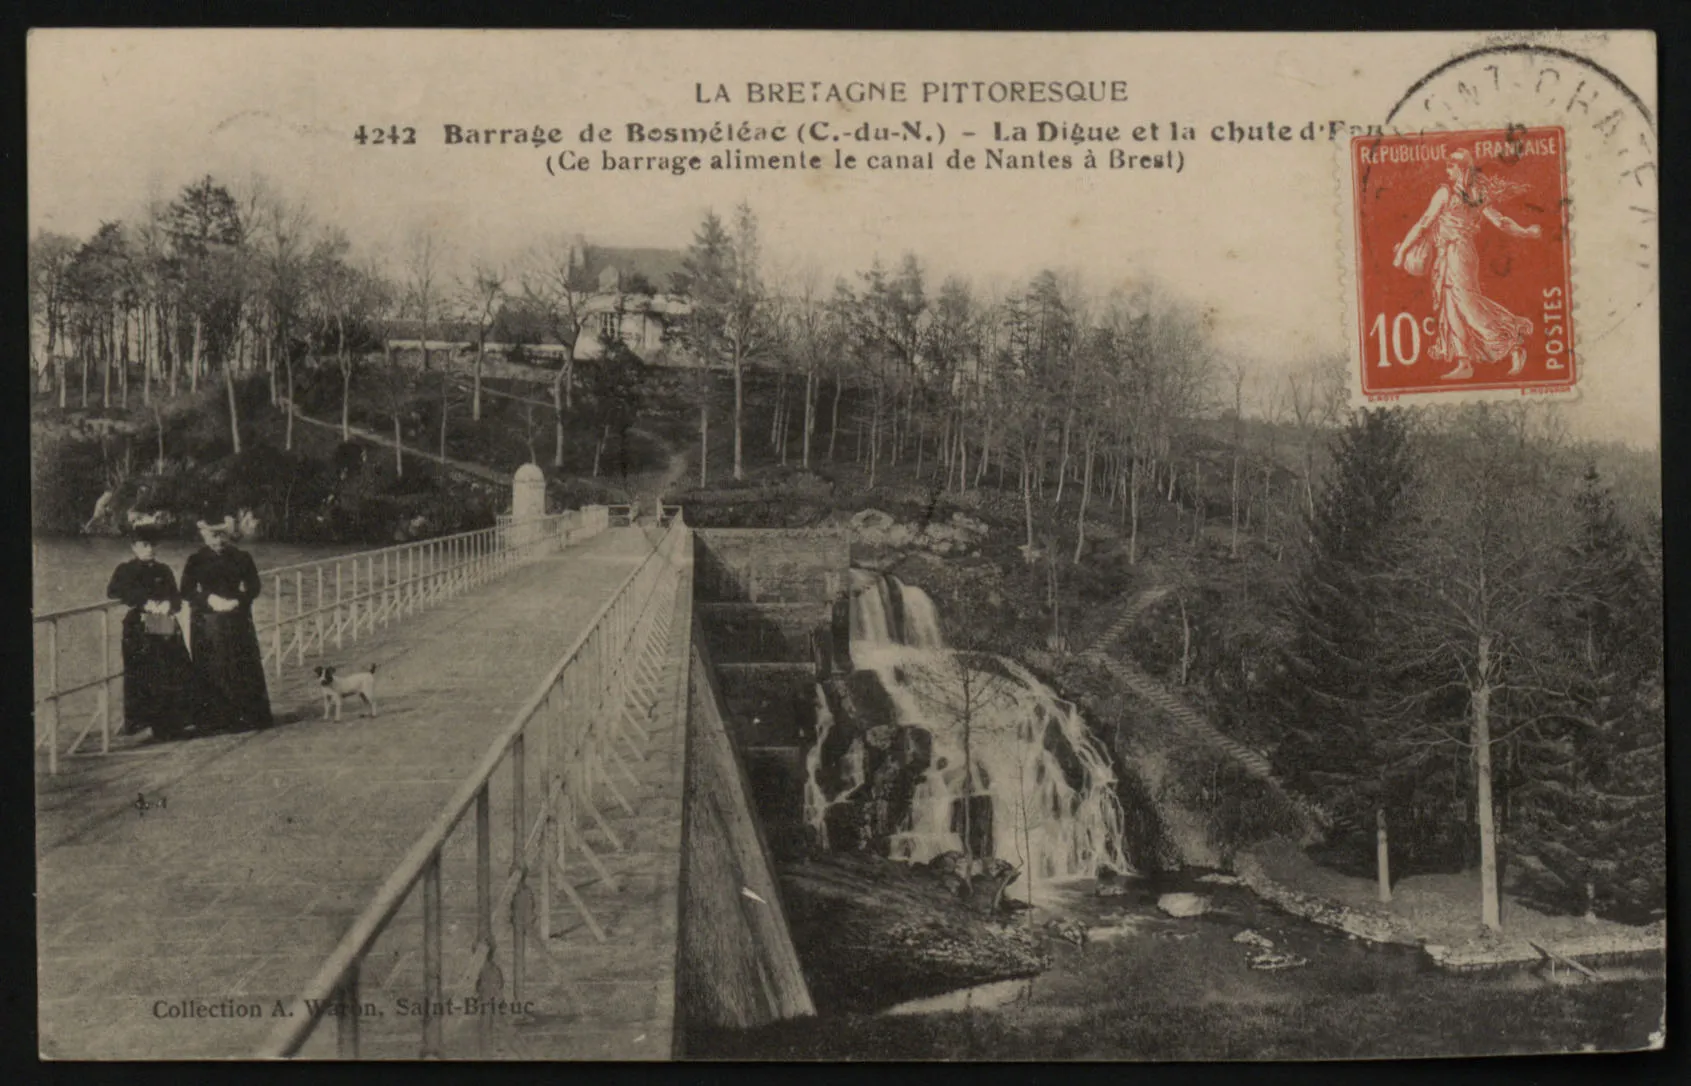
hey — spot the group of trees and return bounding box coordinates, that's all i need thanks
[1272,406,1664,927]
[672,202,1258,572]
[28,174,653,481]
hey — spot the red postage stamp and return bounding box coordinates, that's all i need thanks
[1350,126,1574,399]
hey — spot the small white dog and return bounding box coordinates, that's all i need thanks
[313,664,379,720]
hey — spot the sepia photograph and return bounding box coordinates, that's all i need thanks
[28,29,1663,1060]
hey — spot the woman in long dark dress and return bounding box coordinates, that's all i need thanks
[105,522,194,740]
[180,515,273,731]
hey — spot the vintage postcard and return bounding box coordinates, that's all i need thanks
[30,29,1662,1060]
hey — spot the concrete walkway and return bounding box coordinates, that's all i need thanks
[36,528,662,1060]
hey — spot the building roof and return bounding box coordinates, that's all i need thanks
[580,247,688,295]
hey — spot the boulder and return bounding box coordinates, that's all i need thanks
[1157,892,1209,918]
[850,508,897,533]
[1232,929,1276,950]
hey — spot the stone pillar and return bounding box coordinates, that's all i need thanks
[511,464,546,551]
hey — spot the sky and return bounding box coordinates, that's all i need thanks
[28,29,1659,446]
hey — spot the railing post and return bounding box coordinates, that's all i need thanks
[382,551,391,628]
[421,853,444,1058]
[335,563,345,650]
[476,783,493,960]
[315,567,325,660]
[46,619,60,775]
[98,608,112,752]
[539,688,553,941]
[335,962,361,1058]
[295,571,305,666]
[349,560,359,644]
[272,573,284,679]
[510,732,527,1005]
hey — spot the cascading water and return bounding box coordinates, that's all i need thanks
[805,568,1132,898]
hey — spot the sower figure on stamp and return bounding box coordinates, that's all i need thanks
[1392,149,1542,380]
[105,517,194,741]
[181,513,273,732]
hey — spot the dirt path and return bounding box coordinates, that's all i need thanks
[282,401,512,487]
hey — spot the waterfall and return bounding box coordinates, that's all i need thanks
[898,580,945,650]
[809,568,1132,897]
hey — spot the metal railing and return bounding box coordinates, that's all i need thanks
[606,503,636,527]
[259,511,690,1059]
[33,512,599,774]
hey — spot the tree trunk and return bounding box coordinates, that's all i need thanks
[153,403,166,473]
[1473,634,1501,932]
[1230,453,1242,559]
[393,413,404,476]
[166,306,179,398]
[958,414,970,494]
[828,377,843,462]
[1128,456,1141,565]
[1073,437,1094,564]
[1021,452,1035,551]
[592,422,609,477]
[1376,808,1392,904]
[439,380,450,461]
[732,348,745,481]
[340,355,352,440]
[224,361,242,455]
[101,322,111,408]
[284,356,295,451]
[552,368,567,468]
[141,307,152,406]
[868,390,881,488]
[777,373,791,466]
[120,311,131,409]
[1179,595,1192,685]
[698,402,709,487]
[472,341,484,421]
[1054,407,1073,507]
[190,315,202,394]
[802,367,816,469]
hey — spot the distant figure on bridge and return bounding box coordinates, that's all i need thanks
[181,514,273,732]
[105,519,193,741]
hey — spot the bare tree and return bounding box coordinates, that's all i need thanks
[459,262,505,422]
[1382,405,1569,931]
[519,234,599,467]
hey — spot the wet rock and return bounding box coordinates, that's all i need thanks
[1044,917,1089,947]
[1157,892,1209,918]
[779,853,1050,1014]
[1197,873,1243,886]
[1247,950,1309,972]
[1233,929,1276,950]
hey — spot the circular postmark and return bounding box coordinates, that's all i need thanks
[1385,41,1657,347]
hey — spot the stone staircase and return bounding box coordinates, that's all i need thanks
[1085,584,1171,655]
[1080,582,1321,836]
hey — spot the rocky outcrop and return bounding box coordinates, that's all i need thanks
[778,853,1049,1013]
[850,507,989,556]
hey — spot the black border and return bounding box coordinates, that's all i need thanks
[6,4,1686,1085]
